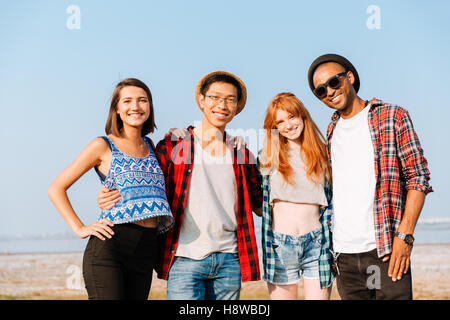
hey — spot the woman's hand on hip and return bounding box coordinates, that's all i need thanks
[75,219,115,240]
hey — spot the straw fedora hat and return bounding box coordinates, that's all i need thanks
[195,71,247,115]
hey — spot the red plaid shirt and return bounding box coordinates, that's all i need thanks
[327,98,433,257]
[154,126,263,282]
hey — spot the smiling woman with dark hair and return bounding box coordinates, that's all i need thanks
[105,78,157,137]
[48,78,173,300]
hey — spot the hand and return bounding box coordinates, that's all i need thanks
[75,219,115,241]
[166,128,188,140]
[382,236,412,281]
[97,187,121,210]
[230,135,246,150]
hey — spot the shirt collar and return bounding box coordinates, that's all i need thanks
[330,97,384,123]
[186,125,234,149]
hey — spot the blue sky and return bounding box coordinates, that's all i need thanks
[1,0,449,237]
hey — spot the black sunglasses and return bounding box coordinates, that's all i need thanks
[313,72,347,99]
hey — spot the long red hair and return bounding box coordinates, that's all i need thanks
[260,92,330,185]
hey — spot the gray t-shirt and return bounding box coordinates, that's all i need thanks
[269,147,328,207]
[175,135,238,260]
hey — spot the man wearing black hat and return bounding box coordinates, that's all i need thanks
[308,54,433,300]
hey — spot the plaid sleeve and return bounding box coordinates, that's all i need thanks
[155,136,174,200]
[154,136,173,278]
[257,152,275,283]
[395,109,433,195]
[155,138,169,175]
[318,175,335,289]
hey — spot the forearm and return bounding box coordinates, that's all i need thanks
[397,189,426,235]
[48,138,109,236]
[48,183,84,234]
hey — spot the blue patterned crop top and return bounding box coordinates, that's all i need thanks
[95,136,174,234]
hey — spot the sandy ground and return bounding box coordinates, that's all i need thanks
[0,243,449,299]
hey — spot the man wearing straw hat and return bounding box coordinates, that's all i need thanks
[98,71,263,300]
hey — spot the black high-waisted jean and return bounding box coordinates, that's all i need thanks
[335,249,413,300]
[82,223,157,300]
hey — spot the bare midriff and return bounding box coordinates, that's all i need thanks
[132,217,158,228]
[271,200,321,236]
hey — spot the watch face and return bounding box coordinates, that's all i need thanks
[405,235,414,245]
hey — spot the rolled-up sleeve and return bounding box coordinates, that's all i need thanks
[396,109,433,195]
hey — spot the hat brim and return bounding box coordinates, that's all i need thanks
[308,54,360,95]
[195,71,247,115]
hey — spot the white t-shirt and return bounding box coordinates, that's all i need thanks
[331,105,377,253]
[175,135,238,260]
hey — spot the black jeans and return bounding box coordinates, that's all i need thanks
[82,223,157,300]
[335,249,413,300]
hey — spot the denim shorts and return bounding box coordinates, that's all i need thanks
[270,227,322,285]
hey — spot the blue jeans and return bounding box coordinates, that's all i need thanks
[167,252,241,300]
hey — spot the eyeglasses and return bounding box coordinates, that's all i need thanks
[313,72,347,99]
[205,95,238,106]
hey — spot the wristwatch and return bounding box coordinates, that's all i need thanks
[395,232,415,246]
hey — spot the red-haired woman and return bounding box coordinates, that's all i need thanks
[259,92,335,300]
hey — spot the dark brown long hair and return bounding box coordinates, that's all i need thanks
[105,78,156,137]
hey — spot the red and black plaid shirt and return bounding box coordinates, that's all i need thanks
[327,98,433,257]
[154,126,263,282]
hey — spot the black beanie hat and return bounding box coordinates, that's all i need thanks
[308,54,360,94]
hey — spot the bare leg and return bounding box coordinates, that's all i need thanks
[268,282,298,300]
[303,278,331,300]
